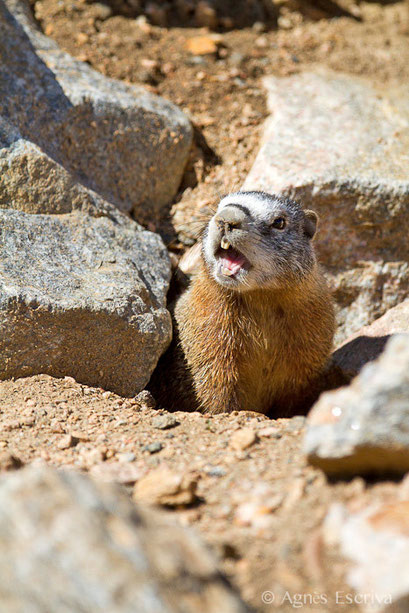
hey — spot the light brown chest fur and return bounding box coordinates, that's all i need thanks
[166,264,335,415]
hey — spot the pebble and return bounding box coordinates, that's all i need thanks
[235,494,283,529]
[90,461,142,485]
[136,390,156,409]
[144,442,163,454]
[92,3,112,20]
[0,452,24,472]
[258,426,282,439]
[116,452,136,463]
[185,36,218,56]
[57,434,79,450]
[205,466,227,478]
[229,52,245,67]
[230,428,258,451]
[151,414,179,430]
[80,447,106,466]
[134,467,198,506]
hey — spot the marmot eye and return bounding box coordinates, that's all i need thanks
[271,217,286,230]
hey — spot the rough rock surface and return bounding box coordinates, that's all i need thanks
[0,466,251,613]
[0,208,172,396]
[244,71,409,341]
[332,299,409,381]
[324,501,409,612]
[0,0,192,220]
[304,334,409,476]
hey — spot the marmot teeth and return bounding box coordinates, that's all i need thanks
[222,266,235,277]
[221,237,230,250]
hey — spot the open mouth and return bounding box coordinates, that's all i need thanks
[215,239,250,278]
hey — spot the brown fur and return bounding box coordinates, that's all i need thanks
[150,257,335,416]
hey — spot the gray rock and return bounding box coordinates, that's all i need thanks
[151,414,179,430]
[244,72,409,341]
[0,208,172,396]
[304,334,409,476]
[0,0,192,220]
[0,466,251,613]
[144,442,164,454]
[324,502,409,612]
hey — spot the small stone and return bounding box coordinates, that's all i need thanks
[116,452,136,463]
[134,467,198,506]
[136,391,156,409]
[0,452,24,472]
[283,478,305,510]
[70,431,89,442]
[229,52,245,67]
[205,466,227,478]
[255,35,268,48]
[80,448,106,466]
[185,36,218,56]
[135,14,152,33]
[252,21,265,33]
[258,426,282,438]
[75,32,89,44]
[57,434,79,450]
[144,442,163,454]
[285,416,306,432]
[235,494,283,528]
[91,461,142,485]
[151,414,179,430]
[92,2,112,20]
[230,428,258,451]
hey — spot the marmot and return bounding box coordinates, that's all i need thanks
[150,191,335,416]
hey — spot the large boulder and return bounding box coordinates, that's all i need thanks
[0,208,172,396]
[244,71,409,342]
[0,466,251,613]
[0,0,192,221]
[304,335,409,476]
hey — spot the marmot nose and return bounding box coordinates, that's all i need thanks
[215,206,247,232]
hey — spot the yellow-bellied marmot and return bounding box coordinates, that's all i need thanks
[150,191,335,415]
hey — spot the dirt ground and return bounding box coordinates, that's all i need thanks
[3,1,409,611]
[0,374,404,612]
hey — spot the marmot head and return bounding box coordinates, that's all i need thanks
[202,191,318,292]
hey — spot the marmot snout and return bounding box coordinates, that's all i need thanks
[150,191,335,416]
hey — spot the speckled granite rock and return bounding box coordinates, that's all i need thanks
[0,209,172,396]
[244,72,409,342]
[324,501,409,612]
[0,466,251,613]
[304,334,409,476]
[0,0,192,220]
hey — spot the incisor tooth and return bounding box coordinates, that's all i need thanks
[221,237,230,250]
[222,266,234,277]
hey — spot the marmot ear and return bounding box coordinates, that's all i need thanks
[303,210,318,239]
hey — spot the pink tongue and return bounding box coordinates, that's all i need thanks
[221,253,245,275]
